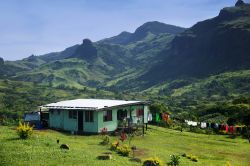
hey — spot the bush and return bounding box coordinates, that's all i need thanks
[100,135,110,145]
[110,141,119,151]
[181,153,186,157]
[16,122,33,139]
[225,161,232,166]
[186,154,198,162]
[167,155,180,166]
[190,155,198,162]
[143,157,163,166]
[117,144,131,156]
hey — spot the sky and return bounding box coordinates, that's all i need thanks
[0,0,249,61]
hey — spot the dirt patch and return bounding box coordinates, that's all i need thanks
[133,148,149,158]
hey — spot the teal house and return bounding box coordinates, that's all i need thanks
[42,99,149,134]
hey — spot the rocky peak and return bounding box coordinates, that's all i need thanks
[235,0,245,7]
[70,38,97,61]
[82,39,93,46]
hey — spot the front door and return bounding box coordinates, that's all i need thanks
[78,111,83,131]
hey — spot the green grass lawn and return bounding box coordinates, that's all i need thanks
[0,125,249,166]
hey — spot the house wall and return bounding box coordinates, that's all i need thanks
[49,110,78,131]
[62,110,77,132]
[97,108,118,132]
[96,105,149,133]
[83,111,98,133]
[49,109,98,133]
[49,109,64,129]
[49,104,149,133]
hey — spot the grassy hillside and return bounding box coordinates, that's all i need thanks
[0,125,249,166]
[0,79,115,118]
[1,70,250,124]
[145,70,250,123]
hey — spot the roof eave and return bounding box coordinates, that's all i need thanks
[97,101,149,111]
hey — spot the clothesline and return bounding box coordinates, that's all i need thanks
[148,112,246,134]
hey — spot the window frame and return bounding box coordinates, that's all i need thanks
[68,110,77,119]
[85,111,94,122]
[103,110,112,122]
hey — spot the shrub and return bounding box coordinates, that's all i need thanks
[120,132,127,142]
[100,127,108,136]
[190,155,198,162]
[100,135,110,145]
[186,154,198,162]
[186,154,191,159]
[117,144,131,156]
[143,157,163,166]
[110,140,119,151]
[16,122,33,139]
[225,161,232,166]
[167,155,180,166]
[181,153,186,157]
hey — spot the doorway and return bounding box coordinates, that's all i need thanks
[78,111,83,131]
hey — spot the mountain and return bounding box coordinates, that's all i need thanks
[9,21,183,89]
[139,3,250,87]
[40,45,79,62]
[68,39,98,62]
[100,21,185,45]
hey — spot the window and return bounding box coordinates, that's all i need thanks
[103,110,112,122]
[68,110,77,119]
[117,109,127,120]
[85,111,94,122]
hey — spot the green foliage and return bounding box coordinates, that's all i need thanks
[0,79,115,119]
[16,122,33,139]
[149,102,169,114]
[110,140,119,151]
[225,161,232,166]
[167,155,180,166]
[190,155,198,162]
[186,154,198,162]
[116,144,131,156]
[143,157,163,166]
[100,135,110,145]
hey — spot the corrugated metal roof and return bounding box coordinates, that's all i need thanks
[42,99,146,110]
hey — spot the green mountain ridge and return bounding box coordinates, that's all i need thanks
[99,21,185,45]
[138,3,250,88]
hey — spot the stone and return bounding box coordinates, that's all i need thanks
[60,144,69,150]
[97,154,112,160]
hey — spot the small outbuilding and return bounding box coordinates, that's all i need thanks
[42,99,150,134]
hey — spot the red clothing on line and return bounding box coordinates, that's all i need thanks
[225,125,229,133]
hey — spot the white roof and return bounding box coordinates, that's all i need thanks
[43,99,146,110]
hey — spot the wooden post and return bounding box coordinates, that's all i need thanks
[146,123,148,130]
[142,105,145,136]
[143,124,145,136]
[39,107,42,123]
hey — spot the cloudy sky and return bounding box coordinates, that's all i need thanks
[0,0,248,60]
